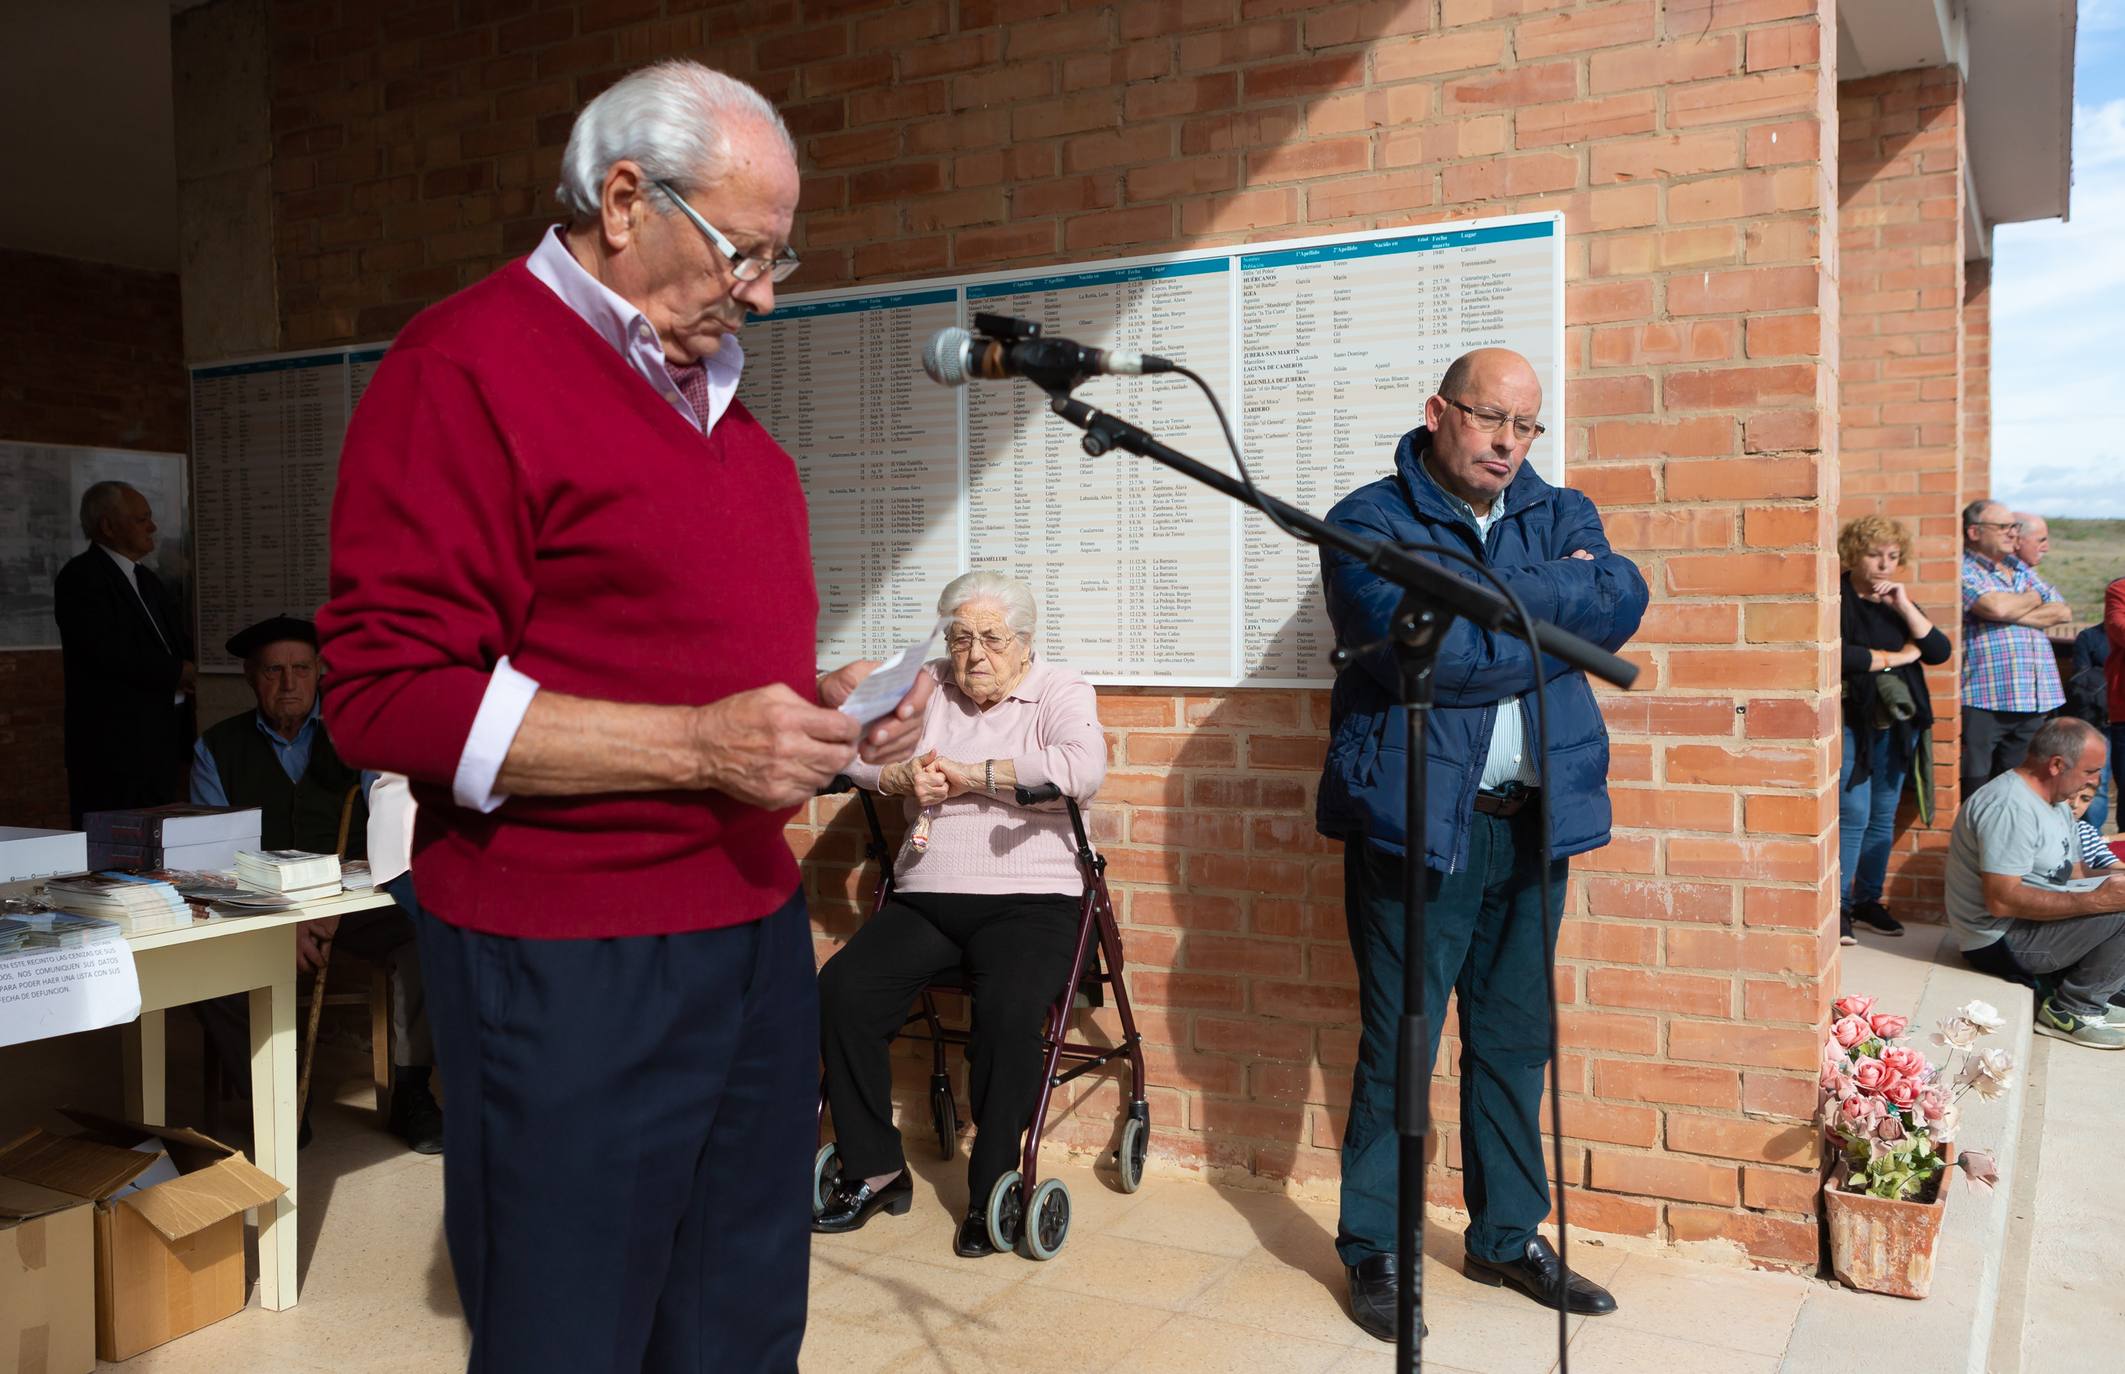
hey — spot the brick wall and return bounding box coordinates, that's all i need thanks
[262,0,1843,1266]
[1834,67,1966,923]
[0,250,190,829]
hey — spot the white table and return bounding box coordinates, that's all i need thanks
[118,890,396,1311]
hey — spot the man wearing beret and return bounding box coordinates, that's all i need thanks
[193,614,442,1153]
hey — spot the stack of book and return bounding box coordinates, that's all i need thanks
[84,805,262,873]
[42,873,192,934]
[19,911,122,948]
[0,917,27,955]
[234,850,342,902]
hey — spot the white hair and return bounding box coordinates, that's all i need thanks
[79,481,136,542]
[554,61,795,222]
[939,571,1037,641]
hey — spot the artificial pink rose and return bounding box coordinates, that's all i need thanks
[1881,1046,1929,1079]
[1833,1015,1870,1049]
[1874,1113,1905,1143]
[1916,1089,1948,1124]
[1820,1068,1858,1100]
[1851,1057,1890,1091]
[1835,995,1877,1020]
[1883,1075,1921,1108]
[1869,1013,1910,1040]
[1841,1094,1886,1128]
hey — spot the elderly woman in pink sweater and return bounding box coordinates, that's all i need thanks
[813,569,1106,1258]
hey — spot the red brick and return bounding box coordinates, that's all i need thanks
[1586,968,1731,1017]
[1667,1021,1819,1071]
[1669,1206,1819,1263]
[1593,1060,1741,1109]
[1514,1,1655,58]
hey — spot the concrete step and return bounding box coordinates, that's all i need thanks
[1780,930,2035,1374]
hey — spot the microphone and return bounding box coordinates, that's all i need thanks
[921,326,1175,390]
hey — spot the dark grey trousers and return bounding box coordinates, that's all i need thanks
[2002,913,2125,1018]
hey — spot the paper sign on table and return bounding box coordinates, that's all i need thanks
[0,941,143,1048]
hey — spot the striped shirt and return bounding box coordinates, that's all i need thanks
[1960,552,2065,713]
[2080,819,2119,871]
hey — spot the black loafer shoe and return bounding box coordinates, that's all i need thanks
[1464,1236,1617,1315]
[954,1208,998,1258]
[390,1079,445,1156]
[1346,1253,1426,1343]
[812,1171,913,1234]
[1851,900,1905,936]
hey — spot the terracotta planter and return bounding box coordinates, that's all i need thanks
[1822,1146,1952,1299]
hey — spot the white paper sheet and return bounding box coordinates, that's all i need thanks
[0,940,142,1049]
[835,622,942,724]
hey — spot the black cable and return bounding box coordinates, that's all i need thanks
[1169,360,1575,1372]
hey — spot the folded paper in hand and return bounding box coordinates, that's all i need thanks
[837,622,942,723]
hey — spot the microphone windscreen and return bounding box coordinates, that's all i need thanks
[922,327,974,387]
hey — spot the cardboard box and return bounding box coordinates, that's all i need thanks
[83,808,261,874]
[0,829,88,885]
[0,1137,95,1374]
[0,1114,285,1363]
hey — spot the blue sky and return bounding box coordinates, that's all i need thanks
[1989,2,2125,516]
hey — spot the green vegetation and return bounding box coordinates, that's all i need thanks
[2035,519,2125,628]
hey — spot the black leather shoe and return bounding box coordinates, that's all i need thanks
[954,1208,997,1258]
[1346,1254,1426,1343]
[812,1171,913,1234]
[1464,1236,1617,1315]
[389,1075,445,1156]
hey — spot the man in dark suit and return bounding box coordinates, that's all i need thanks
[53,481,195,825]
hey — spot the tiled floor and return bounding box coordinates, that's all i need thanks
[103,1082,1815,1374]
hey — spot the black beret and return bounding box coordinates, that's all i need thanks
[226,615,318,660]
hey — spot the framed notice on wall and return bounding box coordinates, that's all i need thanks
[0,442,189,650]
[738,211,1566,687]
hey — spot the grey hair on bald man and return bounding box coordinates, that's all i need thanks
[555,60,795,222]
[79,481,137,543]
[938,571,1037,641]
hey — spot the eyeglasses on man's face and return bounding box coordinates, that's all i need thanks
[1443,397,1545,442]
[650,179,800,285]
[1973,520,2022,533]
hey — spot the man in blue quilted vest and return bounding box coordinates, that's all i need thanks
[1316,347,1648,1343]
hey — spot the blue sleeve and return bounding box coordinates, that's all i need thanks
[189,738,226,807]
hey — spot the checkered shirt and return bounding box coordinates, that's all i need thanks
[1960,552,2065,713]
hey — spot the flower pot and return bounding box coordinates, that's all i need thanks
[1821,1146,1952,1299]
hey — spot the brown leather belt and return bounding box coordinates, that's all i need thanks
[1473,788,1537,818]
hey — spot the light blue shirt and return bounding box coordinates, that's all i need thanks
[190,703,324,806]
[1415,459,1539,793]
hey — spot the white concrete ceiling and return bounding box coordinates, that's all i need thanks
[0,0,178,272]
[1838,0,2077,249]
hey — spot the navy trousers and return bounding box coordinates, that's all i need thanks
[1337,811,1568,1267]
[414,887,818,1374]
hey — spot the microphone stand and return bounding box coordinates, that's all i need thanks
[1040,385,1636,1374]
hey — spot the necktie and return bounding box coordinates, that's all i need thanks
[666,359,711,432]
[133,563,173,654]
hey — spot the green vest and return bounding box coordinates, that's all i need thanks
[202,712,367,858]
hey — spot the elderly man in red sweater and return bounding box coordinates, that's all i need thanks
[319,61,929,1373]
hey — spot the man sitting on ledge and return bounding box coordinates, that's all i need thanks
[1947,716,2125,1050]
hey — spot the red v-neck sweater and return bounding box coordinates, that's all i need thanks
[318,260,818,938]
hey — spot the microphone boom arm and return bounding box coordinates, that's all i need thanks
[1045,392,1638,689]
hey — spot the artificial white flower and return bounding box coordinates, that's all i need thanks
[1958,1000,2005,1033]
[1956,1047,2015,1100]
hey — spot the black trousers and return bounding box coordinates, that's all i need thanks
[1961,705,2048,799]
[415,888,817,1374]
[818,890,1080,1208]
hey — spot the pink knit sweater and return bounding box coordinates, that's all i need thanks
[843,657,1105,895]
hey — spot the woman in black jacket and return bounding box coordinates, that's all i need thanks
[1838,515,1952,943]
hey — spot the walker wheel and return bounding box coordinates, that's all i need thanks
[985,1170,1024,1253]
[930,1085,958,1161]
[1118,1115,1148,1194]
[1021,1178,1071,1260]
[812,1144,843,1218]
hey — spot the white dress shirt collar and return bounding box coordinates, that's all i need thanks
[524,224,745,435]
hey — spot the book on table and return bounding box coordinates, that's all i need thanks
[41,873,192,933]
[234,849,343,896]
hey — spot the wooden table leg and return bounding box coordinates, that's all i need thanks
[250,963,300,1310]
[122,1009,167,1125]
